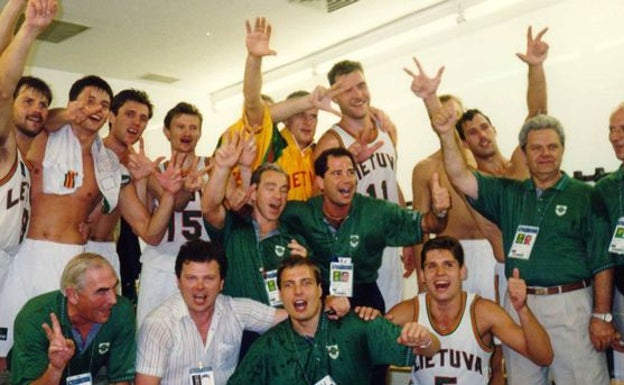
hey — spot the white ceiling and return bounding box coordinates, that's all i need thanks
[6,0,454,95]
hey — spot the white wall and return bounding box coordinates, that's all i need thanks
[27,0,624,201]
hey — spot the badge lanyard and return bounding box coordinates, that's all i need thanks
[287,315,331,385]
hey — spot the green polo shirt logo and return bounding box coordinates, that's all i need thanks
[326,344,340,359]
[555,205,567,216]
[275,245,285,257]
[350,235,359,248]
[98,342,110,354]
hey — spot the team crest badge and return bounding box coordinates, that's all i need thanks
[98,342,110,355]
[555,205,567,216]
[326,344,340,359]
[275,245,285,257]
[350,235,359,248]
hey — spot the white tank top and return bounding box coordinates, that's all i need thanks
[411,292,493,385]
[141,156,210,270]
[0,152,30,255]
[331,124,399,203]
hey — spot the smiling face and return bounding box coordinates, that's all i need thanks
[75,86,111,133]
[419,248,466,303]
[609,108,624,161]
[177,260,223,320]
[67,265,118,325]
[317,155,357,208]
[285,108,318,148]
[333,70,370,120]
[523,128,564,183]
[279,264,323,329]
[12,86,50,138]
[109,100,150,146]
[251,169,289,226]
[164,113,201,154]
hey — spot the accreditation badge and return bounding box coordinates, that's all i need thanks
[508,225,539,260]
[315,375,337,385]
[609,218,624,254]
[263,269,282,307]
[329,257,353,297]
[66,373,92,385]
[189,366,214,385]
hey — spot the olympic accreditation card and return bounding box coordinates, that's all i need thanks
[609,217,624,254]
[263,269,282,307]
[189,366,214,385]
[329,258,353,297]
[508,225,539,260]
[66,373,92,385]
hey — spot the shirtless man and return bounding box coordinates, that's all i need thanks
[0,0,57,372]
[407,26,549,384]
[0,77,182,357]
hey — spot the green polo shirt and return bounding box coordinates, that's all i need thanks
[205,212,309,305]
[227,311,414,385]
[280,193,423,286]
[468,171,613,286]
[10,291,136,385]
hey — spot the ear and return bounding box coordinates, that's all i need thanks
[163,126,171,141]
[218,278,224,293]
[315,175,324,192]
[65,288,80,305]
[418,269,426,286]
[249,184,258,203]
[460,264,467,281]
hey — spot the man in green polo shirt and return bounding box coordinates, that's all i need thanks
[9,253,135,385]
[227,256,440,385]
[432,109,616,385]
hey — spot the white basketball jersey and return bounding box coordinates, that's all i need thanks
[0,152,30,254]
[140,157,210,270]
[411,293,493,385]
[331,124,399,203]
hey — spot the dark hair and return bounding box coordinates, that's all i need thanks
[164,102,203,129]
[175,239,227,279]
[69,75,113,103]
[420,236,465,269]
[13,76,52,105]
[250,163,288,187]
[277,256,321,289]
[110,89,154,119]
[455,109,492,140]
[327,60,364,85]
[314,147,355,177]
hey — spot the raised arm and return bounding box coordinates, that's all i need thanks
[516,26,549,119]
[420,172,450,234]
[485,268,553,366]
[0,0,56,167]
[0,0,26,52]
[243,17,276,128]
[201,132,243,229]
[269,83,343,123]
[431,106,479,200]
[404,57,445,121]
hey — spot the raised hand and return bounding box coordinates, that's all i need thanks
[41,313,75,371]
[24,0,58,33]
[324,295,350,320]
[182,156,211,193]
[156,152,184,194]
[237,129,258,168]
[287,239,307,258]
[507,268,527,311]
[516,26,549,65]
[215,131,244,169]
[245,17,276,58]
[430,104,457,136]
[310,83,344,117]
[127,138,165,181]
[403,57,445,99]
[430,172,450,214]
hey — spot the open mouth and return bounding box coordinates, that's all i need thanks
[26,114,43,124]
[433,280,450,290]
[293,299,307,312]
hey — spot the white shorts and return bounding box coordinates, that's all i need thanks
[85,240,120,278]
[376,246,403,310]
[136,262,178,328]
[459,239,497,302]
[0,239,85,355]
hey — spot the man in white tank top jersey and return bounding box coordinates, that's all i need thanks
[387,236,553,385]
[314,60,409,314]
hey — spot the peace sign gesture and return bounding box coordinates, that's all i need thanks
[41,313,75,371]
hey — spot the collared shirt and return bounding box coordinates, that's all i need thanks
[137,293,276,385]
[276,128,315,201]
[469,171,613,286]
[11,291,135,385]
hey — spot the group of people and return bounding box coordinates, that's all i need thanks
[0,1,622,385]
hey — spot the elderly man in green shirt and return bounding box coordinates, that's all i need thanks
[432,108,616,385]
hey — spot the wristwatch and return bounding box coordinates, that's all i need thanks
[591,312,613,322]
